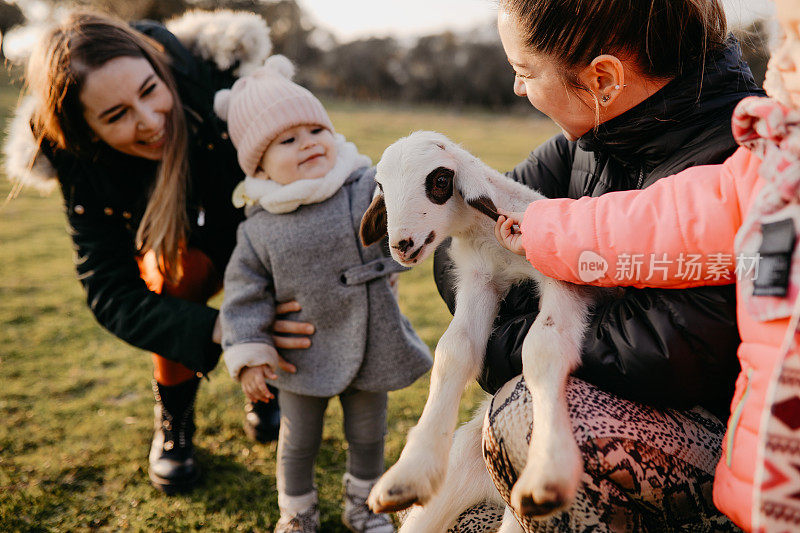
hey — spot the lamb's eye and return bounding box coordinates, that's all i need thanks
[425,167,454,205]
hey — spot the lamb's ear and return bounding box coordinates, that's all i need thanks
[465,195,500,221]
[455,172,500,221]
[360,193,388,246]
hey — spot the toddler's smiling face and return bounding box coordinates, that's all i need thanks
[257,124,336,184]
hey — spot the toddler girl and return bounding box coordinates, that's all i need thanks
[214,56,432,533]
[494,0,800,530]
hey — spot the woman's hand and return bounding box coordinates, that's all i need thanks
[495,211,526,256]
[272,300,314,350]
[212,301,313,347]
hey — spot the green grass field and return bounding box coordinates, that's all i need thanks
[0,86,558,531]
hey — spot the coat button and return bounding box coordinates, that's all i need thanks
[122,211,132,219]
[221,132,229,140]
[207,143,214,151]
[74,205,85,215]
[104,207,113,216]
[375,263,385,272]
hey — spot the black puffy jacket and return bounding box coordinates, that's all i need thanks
[38,21,245,373]
[433,38,763,420]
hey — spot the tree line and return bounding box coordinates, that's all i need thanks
[0,0,770,111]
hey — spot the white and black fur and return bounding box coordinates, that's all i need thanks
[360,131,598,531]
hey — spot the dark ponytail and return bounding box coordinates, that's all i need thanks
[499,0,728,79]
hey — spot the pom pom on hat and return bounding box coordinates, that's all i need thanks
[213,88,232,121]
[220,54,334,176]
[254,54,295,80]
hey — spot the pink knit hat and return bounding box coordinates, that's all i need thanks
[214,55,334,176]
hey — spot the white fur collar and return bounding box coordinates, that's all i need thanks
[233,134,371,214]
[3,95,58,195]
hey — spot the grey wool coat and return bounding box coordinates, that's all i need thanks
[220,166,432,397]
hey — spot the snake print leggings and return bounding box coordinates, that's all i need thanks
[445,376,742,532]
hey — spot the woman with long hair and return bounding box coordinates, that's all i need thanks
[9,11,311,494]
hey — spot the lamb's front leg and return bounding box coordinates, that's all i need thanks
[399,399,501,532]
[510,278,591,518]
[368,278,500,513]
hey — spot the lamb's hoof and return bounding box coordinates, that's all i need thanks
[368,484,419,513]
[369,494,418,514]
[367,450,444,514]
[510,482,570,518]
[516,492,563,517]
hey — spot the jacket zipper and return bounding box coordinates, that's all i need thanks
[726,368,753,467]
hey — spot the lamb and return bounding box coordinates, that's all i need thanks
[359,131,601,531]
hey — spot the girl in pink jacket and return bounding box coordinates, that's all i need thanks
[496,1,800,530]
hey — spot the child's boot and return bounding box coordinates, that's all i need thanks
[275,490,319,533]
[342,473,395,533]
[149,377,201,493]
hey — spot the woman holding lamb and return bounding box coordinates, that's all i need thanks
[431,0,763,530]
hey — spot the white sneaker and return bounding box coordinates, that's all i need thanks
[342,473,395,533]
[275,490,319,533]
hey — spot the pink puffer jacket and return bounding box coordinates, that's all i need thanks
[518,144,782,531]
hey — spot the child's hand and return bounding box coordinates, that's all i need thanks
[239,346,297,403]
[240,365,274,403]
[495,211,526,256]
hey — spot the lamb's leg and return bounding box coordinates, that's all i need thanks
[369,278,500,513]
[510,278,591,517]
[399,399,502,532]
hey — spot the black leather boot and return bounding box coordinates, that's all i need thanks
[149,377,201,494]
[243,384,281,443]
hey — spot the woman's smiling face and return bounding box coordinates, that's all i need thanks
[497,10,597,141]
[80,56,174,160]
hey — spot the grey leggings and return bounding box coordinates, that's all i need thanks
[277,388,388,496]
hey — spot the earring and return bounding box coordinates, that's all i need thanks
[614,84,621,90]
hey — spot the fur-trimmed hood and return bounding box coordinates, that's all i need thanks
[3,9,272,194]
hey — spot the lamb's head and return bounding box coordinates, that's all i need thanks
[359,131,498,266]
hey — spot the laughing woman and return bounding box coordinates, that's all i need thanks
[5,11,313,493]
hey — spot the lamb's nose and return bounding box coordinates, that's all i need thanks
[395,238,414,253]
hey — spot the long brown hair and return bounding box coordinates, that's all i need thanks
[499,0,728,83]
[27,11,189,283]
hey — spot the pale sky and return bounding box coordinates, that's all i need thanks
[298,0,776,41]
[297,0,497,40]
